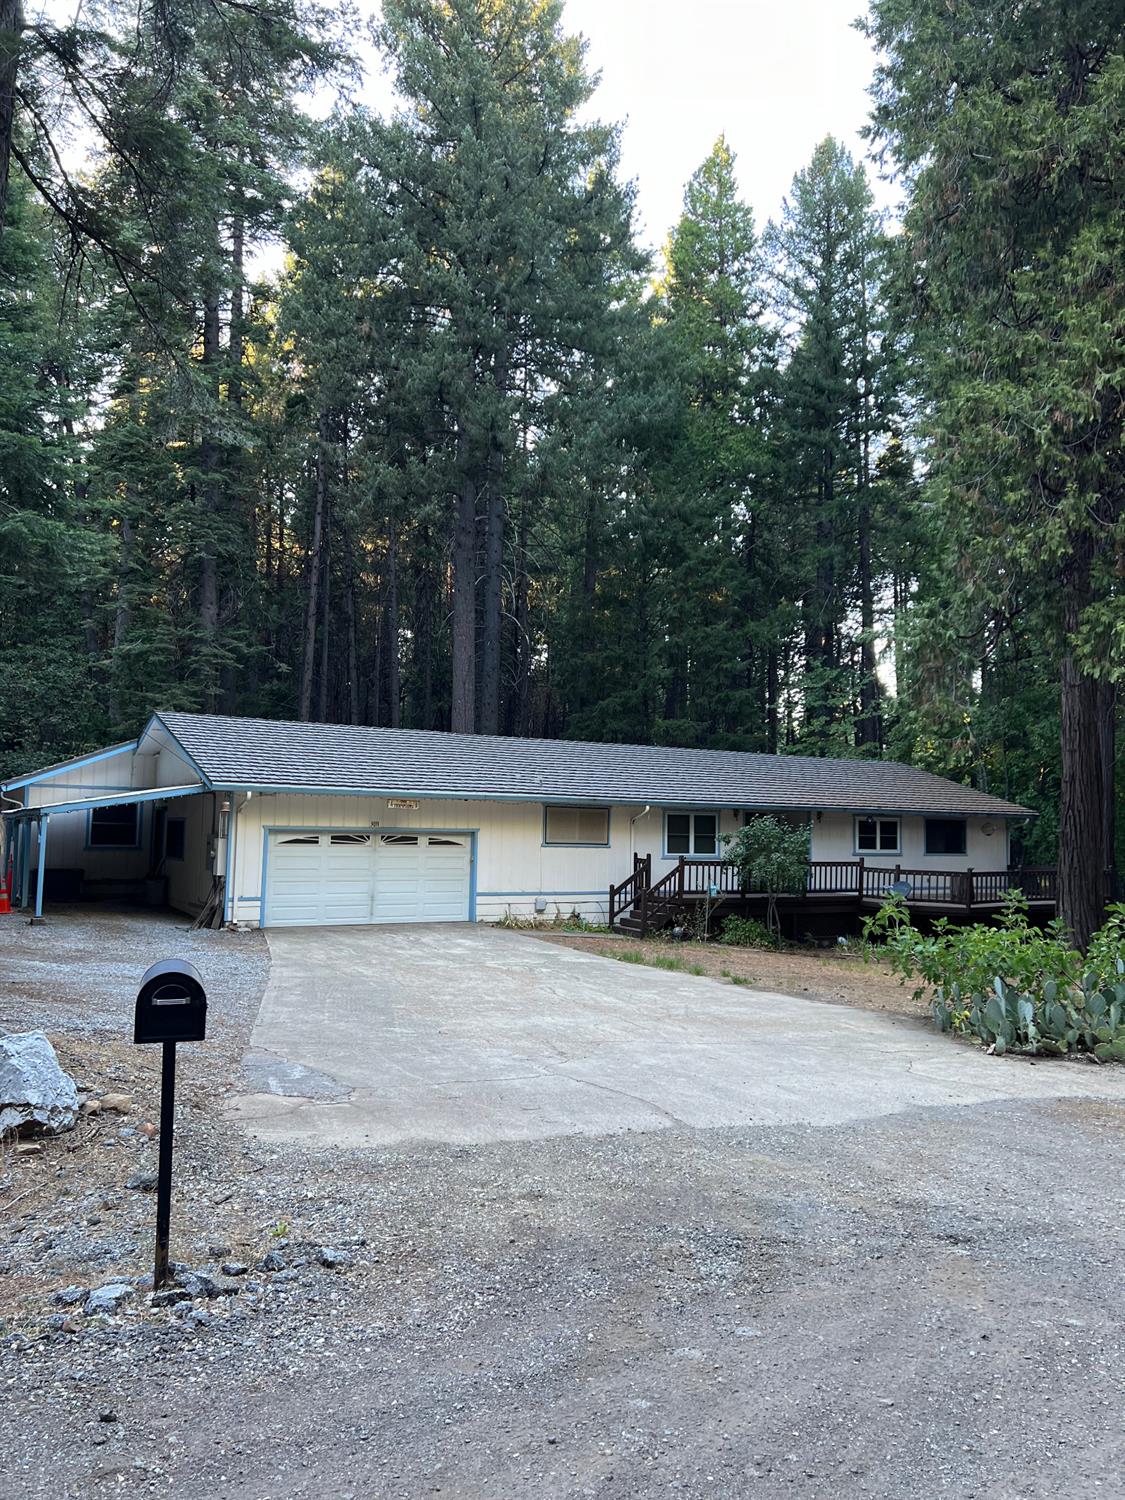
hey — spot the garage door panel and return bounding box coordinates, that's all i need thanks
[265,830,471,927]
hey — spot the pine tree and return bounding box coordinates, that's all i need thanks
[653,137,777,747]
[766,137,900,753]
[365,0,640,734]
[866,0,1125,944]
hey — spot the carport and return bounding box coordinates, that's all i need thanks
[5,785,203,920]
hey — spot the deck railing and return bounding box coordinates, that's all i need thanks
[609,853,651,926]
[611,856,1069,932]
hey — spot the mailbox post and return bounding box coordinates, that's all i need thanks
[134,960,207,1288]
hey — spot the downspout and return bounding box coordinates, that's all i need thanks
[223,790,252,926]
[629,805,652,866]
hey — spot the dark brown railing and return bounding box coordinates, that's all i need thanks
[610,855,1068,934]
[609,853,651,926]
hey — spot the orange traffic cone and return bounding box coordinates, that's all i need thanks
[0,878,10,915]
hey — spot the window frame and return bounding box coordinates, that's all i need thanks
[663,809,721,859]
[86,803,142,851]
[853,815,901,857]
[923,817,967,857]
[542,804,611,848]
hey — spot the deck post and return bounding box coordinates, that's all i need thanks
[856,857,864,905]
[966,867,974,913]
[678,856,685,897]
[33,816,48,922]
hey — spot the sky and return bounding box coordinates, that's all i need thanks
[354,0,897,252]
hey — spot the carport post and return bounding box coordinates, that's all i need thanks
[19,820,32,909]
[33,815,48,921]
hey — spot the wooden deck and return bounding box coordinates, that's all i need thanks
[609,856,1062,937]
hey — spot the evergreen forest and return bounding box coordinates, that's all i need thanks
[1,0,1121,943]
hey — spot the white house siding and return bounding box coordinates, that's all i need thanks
[810,811,1008,871]
[227,797,743,928]
[23,747,149,885]
[164,792,218,918]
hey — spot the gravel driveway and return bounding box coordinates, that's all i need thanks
[2,911,1124,1500]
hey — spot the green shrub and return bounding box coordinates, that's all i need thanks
[863,895,1125,1059]
[718,915,777,949]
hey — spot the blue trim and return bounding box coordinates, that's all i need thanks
[259,824,478,929]
[662,808,721,860]
[541,803,611,847]
[85,803,144,852]
[34,818,48,918]
[34,785,203,819]
[3,741,137,792]
[146,713,215,789]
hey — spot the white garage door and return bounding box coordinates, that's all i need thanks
[265,831,472,927]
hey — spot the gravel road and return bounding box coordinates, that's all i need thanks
[2,911,1123,1500]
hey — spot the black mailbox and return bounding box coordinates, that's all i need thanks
[134,960,207,1045]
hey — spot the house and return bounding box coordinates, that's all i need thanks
[2,711,1038,930]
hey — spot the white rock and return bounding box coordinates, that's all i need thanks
[84,1283,135,1316]
[0,1030,79,1136]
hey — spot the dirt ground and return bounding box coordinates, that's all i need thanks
[527,930,930,1017]
[3,910,1125,1500]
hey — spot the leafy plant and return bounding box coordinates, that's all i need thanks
[718,915,777,950]
[865,898,1125,1059]
[722,816,809,939]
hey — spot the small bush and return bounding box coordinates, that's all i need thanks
[719,915,777,949]
[863,894,1125,1059]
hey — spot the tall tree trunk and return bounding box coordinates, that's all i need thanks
[856,493,880,748]
[384,527,401,728]
[510,495,531,736]
[108,504,135,725]
[478,354,509,735]
[1098,680,1117,895]
[0,0,21,239]
[298,415,329,721]
[344,566,360,726]
[316,514,331,723]
[198,281,222,704]
[766,648,780,755]
[412,535,435,730]
[1058,544,1106,949]
[450,433,477,733]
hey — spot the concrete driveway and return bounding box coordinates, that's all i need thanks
[228,925,1125,1146]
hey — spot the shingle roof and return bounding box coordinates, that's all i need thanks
[152,711,1034,819]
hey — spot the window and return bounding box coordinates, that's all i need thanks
[165,818,186,861]
[330,833,371,846]
[855,816,900,855]
[543,806,610,846]
[665,811,718,857]
[89,804,140,849]
[925,818,967,856]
